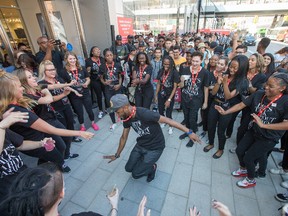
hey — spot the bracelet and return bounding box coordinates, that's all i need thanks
[110,208,118,214]
[186,129,193,135]
[168,98,171,102]
[115,153,120,158]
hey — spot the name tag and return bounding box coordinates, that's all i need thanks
[271,103,277,107]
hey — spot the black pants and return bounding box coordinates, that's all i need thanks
[201,95,213,132]
[281,131,288,170]
[236,130,276,179]
[182,99,201,133]
[46,118,72,159]
[69,90,95,124]
[105,87,121,124]
[91,79,106,111]
[125,145,163,179]
[225,110,240,138]
[207,101,231,150]
[158,92,174,119]
[135,85,154,109]
[236,107,252,145]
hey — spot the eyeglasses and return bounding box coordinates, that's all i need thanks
[159,40,164,42]
[39,41,48,44]
[45,68,56,72]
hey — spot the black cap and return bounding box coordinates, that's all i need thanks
[116,35,122,40]
[210,41,218,49]
[139,42,146,47]
[214,46,223,55]
[127,35,134,39]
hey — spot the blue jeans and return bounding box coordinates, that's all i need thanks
[125,145,163,179]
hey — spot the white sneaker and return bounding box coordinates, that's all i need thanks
[98,111,103,119]
[160,123,166,128]
[281,181,288,189]
[110,123,116,131]
[168,127,173,135]
[270,168,288,175]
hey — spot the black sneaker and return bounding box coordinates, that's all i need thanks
[279,161,283,167]
[64,153,79,161]
[179,133,188,140]
[180,120,185,125]
[72,137,82,143]
[186,140,194,148]
[200,131,206,138]
[197,121,203,127]
[62,164,71,173]
[275,193,288,202]
[147,164,157,182]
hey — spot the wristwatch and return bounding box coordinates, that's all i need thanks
[168,98,171,102]
[114,153,120,158]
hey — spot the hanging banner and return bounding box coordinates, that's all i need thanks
[117,17,134,43]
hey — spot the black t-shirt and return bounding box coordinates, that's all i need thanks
[38,78,70,111]
[179,62,189,75]
[99,62,122,87]
[157,69,180,96]
[0,129,24,178]
[134,65,153,88]
[243,90,288,142]
[25,93,56,121]
[123,107,165,150]
[35,50,64,73]
[7,105,44,141]
[180,67,209,103]
[85,57,105,81]
[60,67,90,94]
[251,73,267,90]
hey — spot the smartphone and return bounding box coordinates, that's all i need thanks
[54,39,61,46]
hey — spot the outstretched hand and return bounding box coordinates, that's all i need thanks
[137,196,151,216]
[1,108,29,128]
[107,186,119,209]
[189,133,202,144]
[251,113,264,128]
[215,105,226,115]
[189,206,201,216]
[103,155,117,163]
[212,201,232,216]
[79,131,94,139]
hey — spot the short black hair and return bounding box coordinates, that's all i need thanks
[259,37,271,49]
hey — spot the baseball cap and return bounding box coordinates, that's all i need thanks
[198,42,206,49]
[148,38,154,43]
[127,35,134,39]
[139,41,146,47]
[110,94,129,111]
[187,41,194,47]
[116,35,122,40]
[210,41,218,49]
[214,46,223,55]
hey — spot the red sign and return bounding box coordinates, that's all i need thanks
[117,17,134,43]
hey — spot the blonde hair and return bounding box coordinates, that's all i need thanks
[13,68,40,94]
[64,51,82,71]
[0,70,36,115]
[38,60,55,81]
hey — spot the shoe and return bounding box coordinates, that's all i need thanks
[62,164,71,173]
[270,168,288,175]
[91,122,99,131]
[110,123,116,131]
[272,147,285,153]
[160,123,166,128]
[281,181,288,189]
[200,131,206,138]
[72,137,82,142]
[229,148,236,154]
[279,161,283,166]
[98,111,104,119]
[232,168,248,177]
[147,164,157,182]
[212,150,223,159]
[186,140,194,148]
[80,125,86,131]
[275,193,288,202]
[255,170,266,179]
[180,120,185,125]
[203,144,214,152]
[236,177,256,188]
[168,127,173,135]
[64,153,79,161]
[179,133,188,140]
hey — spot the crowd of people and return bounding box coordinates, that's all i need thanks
[0,30,288,215]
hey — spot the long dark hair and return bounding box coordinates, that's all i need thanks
[135,52,151,66]
[228,55,249,93]
[263,53,275,78]
[0,163,63,216]
[161,55,175,71]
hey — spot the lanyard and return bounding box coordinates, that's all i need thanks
[139,65,147,80]
[190,66,201,86]
[92,57,101,66]
[257,93,283,117]
[161,70,170,89]
[106,62,115,79]
[122,106,136,122]
[70,69,78,81]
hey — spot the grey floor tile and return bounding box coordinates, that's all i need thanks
[158,146,178,174]
[234,193,260,216]
[60,201,86,216]
[161,192,187,216]
[192,155,212,186]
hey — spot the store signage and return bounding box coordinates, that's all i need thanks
[117,17,134,43]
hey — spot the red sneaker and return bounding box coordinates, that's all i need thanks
[80,126,86,131]
[91,123,99,131]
